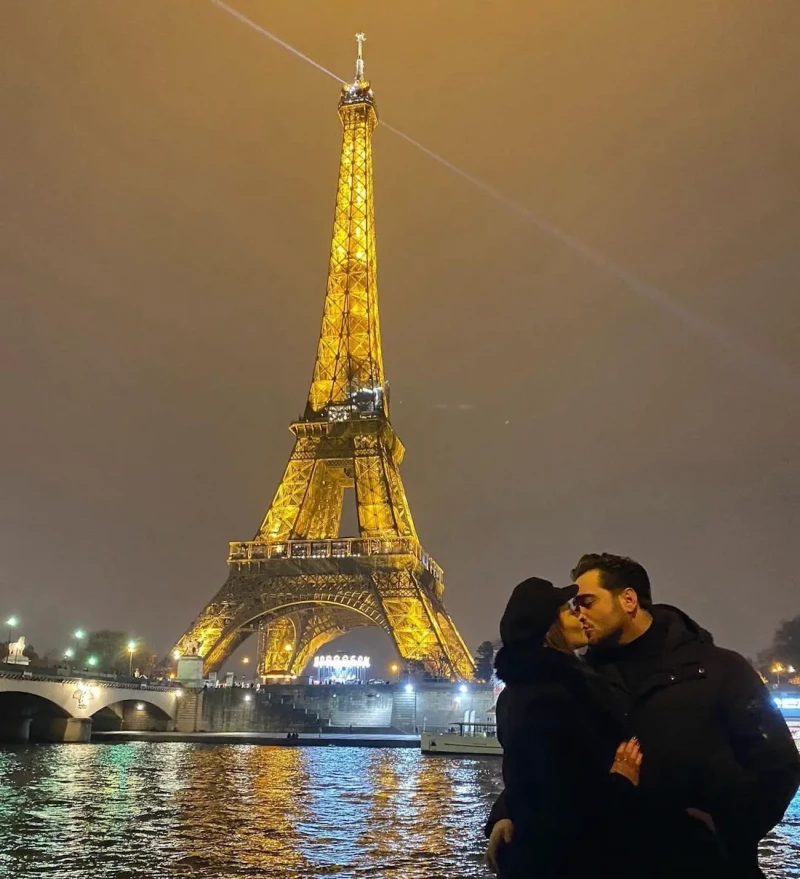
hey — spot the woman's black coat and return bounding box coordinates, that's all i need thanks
[492,643,634,879]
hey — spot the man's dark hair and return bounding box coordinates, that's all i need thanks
[570,553,653,609]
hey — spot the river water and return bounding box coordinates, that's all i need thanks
[0,743,797,878]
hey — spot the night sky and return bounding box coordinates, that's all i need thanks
[2,1,798,673]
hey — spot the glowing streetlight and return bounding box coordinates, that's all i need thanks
[771,662,786,686]
[64,647,75,660]
[241,656,250,664]
[788,665,797,675]
[5,616,18,658]
[70,629,86,661]
[87,655,98,668]
[127,641,137,676]
[172,650,181,661]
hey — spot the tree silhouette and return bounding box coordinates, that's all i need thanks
[82,630,157,675]
[474,640,496,682]
[758,614,800,682]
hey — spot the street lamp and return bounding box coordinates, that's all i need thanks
[241,656,250,664]
[5,616,18,659]
[389,662,399,682]
[87,655,98,668]
[127,641,136,676]
[771,662,785,687]
[64,647,75,661]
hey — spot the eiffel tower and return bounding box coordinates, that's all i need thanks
[171,35,474,681]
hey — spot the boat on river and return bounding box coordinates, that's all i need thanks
[420,722,502,756]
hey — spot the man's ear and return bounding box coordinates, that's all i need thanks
[619,587,640,615]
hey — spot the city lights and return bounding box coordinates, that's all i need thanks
[87,656,98,668]
[127,641,137,676]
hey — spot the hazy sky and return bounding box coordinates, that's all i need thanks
[1,1,798,673]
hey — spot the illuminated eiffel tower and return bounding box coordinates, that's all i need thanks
[172,35,474,681]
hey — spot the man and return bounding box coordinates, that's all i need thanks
[486,553,800,878]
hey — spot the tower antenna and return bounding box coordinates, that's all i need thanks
[355,32,366,81]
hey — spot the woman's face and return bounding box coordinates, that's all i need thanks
[558,602,589,650]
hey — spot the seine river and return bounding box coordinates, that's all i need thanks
[0,743,797,878]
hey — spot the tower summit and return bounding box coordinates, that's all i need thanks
[307,32,383,420]
[171,38,474,681]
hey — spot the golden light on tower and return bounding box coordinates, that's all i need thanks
[167,35,475,682]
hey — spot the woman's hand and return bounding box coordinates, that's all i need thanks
[485,819,513,874]
[610,738,643,786]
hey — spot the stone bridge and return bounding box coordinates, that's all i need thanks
[0,667,182,743]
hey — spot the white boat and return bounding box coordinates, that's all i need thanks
[420,722,502,756]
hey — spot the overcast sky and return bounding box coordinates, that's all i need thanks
[1,0,798,673]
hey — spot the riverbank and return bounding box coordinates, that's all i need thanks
[91,730,420,748]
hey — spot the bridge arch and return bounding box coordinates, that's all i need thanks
[0,677,180,732]
[92,698,175,732]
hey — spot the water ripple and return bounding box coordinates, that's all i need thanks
[0,744,795,878]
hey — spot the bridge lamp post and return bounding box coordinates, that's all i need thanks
[5,616,18,659]
[73,629,85,657]
[771,662,785,687]
[127,641,137,677]
[64,647,75,663]
[389,662,399,683]
[87,655,98,670]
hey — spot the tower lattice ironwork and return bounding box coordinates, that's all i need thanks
[171,35,474,681]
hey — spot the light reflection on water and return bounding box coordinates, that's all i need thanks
[0,743,796,878]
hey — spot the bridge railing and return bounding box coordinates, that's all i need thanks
[0,664,182,692]
[228,537,444,582]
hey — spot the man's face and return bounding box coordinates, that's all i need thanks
[574,570,629,647]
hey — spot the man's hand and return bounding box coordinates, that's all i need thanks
[485,818,513,874]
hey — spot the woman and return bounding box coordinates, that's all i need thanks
[487,576,642,879]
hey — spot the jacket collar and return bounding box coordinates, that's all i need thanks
[494,641,585,687]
